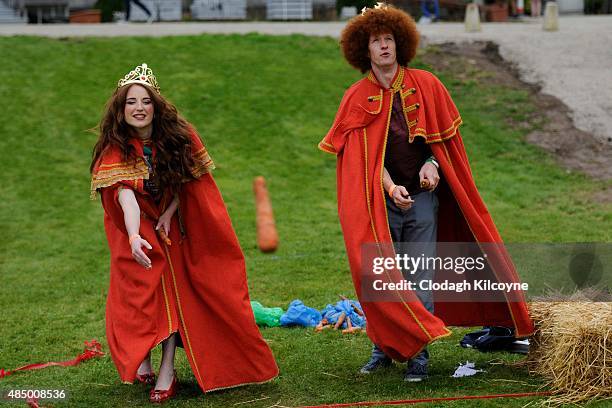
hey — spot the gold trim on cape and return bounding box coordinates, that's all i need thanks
[376,86,448,341]
[191,147,215,179]
[318,141,337,154]
[163,244,205,386]
[90,159,149,199]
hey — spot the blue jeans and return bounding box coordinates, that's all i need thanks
[371,191,438,366]
[125,0,152,20]
[421,0,440,19]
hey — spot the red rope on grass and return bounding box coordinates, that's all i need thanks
[297,391,553,407]
[26,397,41,408]
[0,340,104,379]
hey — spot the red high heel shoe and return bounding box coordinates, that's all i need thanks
[149,370,177,404]
[135,372,156,386]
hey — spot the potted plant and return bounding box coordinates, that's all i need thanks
[484,0,509,21]
[70,9,102,23]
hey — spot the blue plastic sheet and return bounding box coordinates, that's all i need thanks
[320,299,366,329]
[280,300,322,327]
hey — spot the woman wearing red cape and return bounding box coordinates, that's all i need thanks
[90,63,278,403]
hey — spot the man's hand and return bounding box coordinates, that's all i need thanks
[130,236,153,269]
[419,162,440,191]
[392,185,414,210]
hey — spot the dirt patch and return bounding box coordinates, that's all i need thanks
[591,188,612,204]
[419,41,612,203]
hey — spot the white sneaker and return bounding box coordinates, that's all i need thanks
[146,15,154,24]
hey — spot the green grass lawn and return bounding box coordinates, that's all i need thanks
[0,34,610,407]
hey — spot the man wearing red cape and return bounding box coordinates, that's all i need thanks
[91,63,278,398]
[318,4,534,381]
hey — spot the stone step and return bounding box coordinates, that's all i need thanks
[0,0,26,22]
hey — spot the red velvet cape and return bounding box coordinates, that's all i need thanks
[319,67,534,361]
[91,131,278,391]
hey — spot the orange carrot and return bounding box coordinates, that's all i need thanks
[342,327,362,334]
[158,227,172,246]
[253,176,279,253]
[334,312,346,330]
[315,319,330,332]
[352,304,364,316]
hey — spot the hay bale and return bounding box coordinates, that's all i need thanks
[527,298,611,405]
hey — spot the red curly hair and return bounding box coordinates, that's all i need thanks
[340,5,419,73]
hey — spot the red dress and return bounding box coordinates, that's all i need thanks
[91,131,278,391]
[319,67,534,362]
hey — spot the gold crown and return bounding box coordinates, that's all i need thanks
[117,63,160,93]
[361,2,389,15]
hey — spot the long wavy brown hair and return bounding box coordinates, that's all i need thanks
[90,84,197,195]
[340,5,419,73]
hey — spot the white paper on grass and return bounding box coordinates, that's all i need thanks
[452,361,485,378]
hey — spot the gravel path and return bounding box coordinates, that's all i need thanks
[2,15,611,144]
[418,16,612,146]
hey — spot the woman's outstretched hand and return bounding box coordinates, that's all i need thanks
[130,235,153,269]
